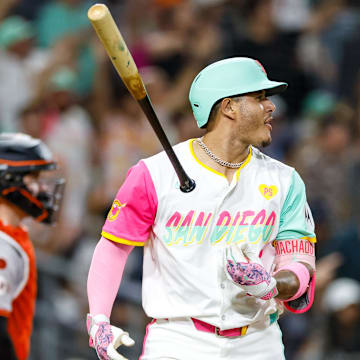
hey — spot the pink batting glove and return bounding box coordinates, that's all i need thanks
[224,243,278,300]
[87,314,135,360]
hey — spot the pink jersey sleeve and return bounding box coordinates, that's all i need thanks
[101,161,158,246]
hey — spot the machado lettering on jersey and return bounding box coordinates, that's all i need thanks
[275,239,314,256]
[163,209,276,246]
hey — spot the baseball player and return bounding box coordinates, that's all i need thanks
[0,133,64,360]
[87,57,316,360]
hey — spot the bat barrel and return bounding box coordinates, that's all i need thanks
[88,4,146,100]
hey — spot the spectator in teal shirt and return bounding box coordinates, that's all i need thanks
[35,0,97,96]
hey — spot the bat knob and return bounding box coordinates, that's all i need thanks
[180,179,196,193]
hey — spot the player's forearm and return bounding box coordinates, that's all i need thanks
[274,262,313,300]
[87,237,133,317]
[0,317,18,360]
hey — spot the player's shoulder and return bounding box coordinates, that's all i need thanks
[251,146,294,176]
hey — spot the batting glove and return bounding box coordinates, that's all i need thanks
[87,314,135,360]
[224,243,278,300]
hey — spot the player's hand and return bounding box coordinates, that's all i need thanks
[87,314,135,360]
[224,243,278,300]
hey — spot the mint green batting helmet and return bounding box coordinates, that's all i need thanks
[189,57,288,128]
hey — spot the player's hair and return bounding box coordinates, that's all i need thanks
[206,100,222,130]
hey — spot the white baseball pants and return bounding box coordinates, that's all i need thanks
[139,317,285,360]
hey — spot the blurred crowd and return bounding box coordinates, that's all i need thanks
[1,0,360,359]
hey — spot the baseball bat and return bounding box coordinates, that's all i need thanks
[88,3,195,193]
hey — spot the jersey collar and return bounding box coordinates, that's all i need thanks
[189,139,252,181]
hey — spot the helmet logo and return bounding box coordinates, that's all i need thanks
[107,199,126,222]
[255,60,267,75]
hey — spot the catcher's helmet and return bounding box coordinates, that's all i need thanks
[189,57,288,128]
[0,133,65,224]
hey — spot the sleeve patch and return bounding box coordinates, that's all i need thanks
[107,200,127,222]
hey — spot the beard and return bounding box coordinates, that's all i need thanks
[257,133,272,148]
[260,138,272,148]
[247,136,272,148]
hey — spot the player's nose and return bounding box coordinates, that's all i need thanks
[264,98,276,114]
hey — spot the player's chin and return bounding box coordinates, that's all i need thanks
[260,135,272,148]
[250,129,272,148]
[261,137,272,147]
[252,138,271,148]
[258,126,272,147]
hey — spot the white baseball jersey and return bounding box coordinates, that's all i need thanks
[0,230,29,314]
[102,139,316,330]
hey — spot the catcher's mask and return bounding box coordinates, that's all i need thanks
[0,133,65,224]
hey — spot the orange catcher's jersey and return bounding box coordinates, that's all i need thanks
[0,221,37,360]
[102,139,315,330]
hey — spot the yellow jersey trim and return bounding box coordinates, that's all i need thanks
[101,231,145,247]
[300,236,317,243]
[189,139,252,181]
[189,139,225,178]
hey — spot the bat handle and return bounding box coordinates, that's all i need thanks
[138,96,196,193]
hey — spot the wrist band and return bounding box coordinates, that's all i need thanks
[275,262,310,302]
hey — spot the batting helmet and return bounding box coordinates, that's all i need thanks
[0,133,65,224]
[189,57,288,128]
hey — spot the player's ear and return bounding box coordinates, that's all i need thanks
[221,98,236,120]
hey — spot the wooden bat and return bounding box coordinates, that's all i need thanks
[88,3,195,193]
